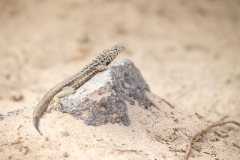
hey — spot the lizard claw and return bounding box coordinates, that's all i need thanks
[53,102,62,110]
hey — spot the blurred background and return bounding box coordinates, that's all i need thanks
[0,0,239,120]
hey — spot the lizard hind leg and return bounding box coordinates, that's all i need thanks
[47,86,75,112]
[53,86,75,110]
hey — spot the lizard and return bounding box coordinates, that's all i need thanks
[33,45,125,135]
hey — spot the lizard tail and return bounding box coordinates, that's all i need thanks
[33,116,42,135]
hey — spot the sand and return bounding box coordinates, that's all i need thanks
[0,0,239,159]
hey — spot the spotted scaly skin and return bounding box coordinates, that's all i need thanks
[33,45,125,135]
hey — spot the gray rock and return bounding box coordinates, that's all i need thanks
[0,108,23,121]
[58,60,151,126]
[6,109,23,116]
[0,113,4,120]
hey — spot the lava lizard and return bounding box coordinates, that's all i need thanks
[33,45,125,135]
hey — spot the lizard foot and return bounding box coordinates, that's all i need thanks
[53,100,62,110]
[46,86,75,113]
[46,98,61,113]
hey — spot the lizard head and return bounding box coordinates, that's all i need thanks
[99,45,125,65]
[108,45,125,61]
[95,45,125,65]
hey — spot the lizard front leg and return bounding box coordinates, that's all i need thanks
[96,65,109,71]
[47,86,75,112]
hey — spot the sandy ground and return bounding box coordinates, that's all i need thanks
[0,93,239,160]
[0,0,240,159]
